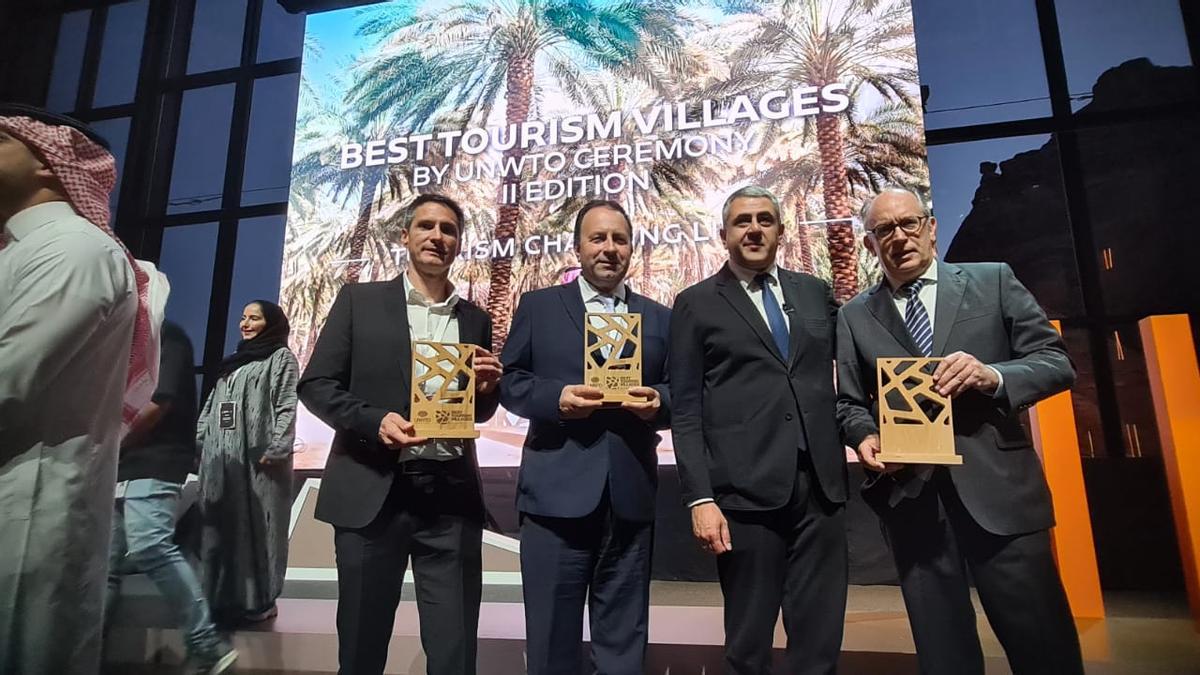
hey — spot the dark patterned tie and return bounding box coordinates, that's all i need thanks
[902,279,933,357]
[755,273,790,358]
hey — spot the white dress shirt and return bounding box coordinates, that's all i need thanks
[726,260,790,336]
[402,271,466,461]
[0,200,137,672]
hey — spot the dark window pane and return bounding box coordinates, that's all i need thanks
[913,0,1051,129]
[46,10,90,112]
[159,222,218,364]
[1055,0,1195,112]
[167,84,235,214]
[224,215,287,352]
[928,134,1083,318]
[1105,323,1160,458]
[242,74,300,206]
[258,0,305,63]
[1076,121,1200,318]
[88,117,132,218]
[1060,326,1105,458]
[187,0,247,74]
[93,0,148,108]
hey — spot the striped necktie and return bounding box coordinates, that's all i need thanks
[902,279,933,357]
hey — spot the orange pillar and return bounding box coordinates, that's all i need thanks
[1028,321,1105,619]
[1139,314,1200,631]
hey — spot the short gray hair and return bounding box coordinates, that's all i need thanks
[859,186,931,227]
[721,185,782,227]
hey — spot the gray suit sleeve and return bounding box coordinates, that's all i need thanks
[989,263,1076,410]
[835,307,879,450]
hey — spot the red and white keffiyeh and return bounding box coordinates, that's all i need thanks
[0,114,156,426]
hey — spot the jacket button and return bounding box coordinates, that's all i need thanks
[785,413,794,421]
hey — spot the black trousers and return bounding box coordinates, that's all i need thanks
[332,463,483,675]
[520,490,653,675]
[717,461,848,675]
[883,469,1084,675]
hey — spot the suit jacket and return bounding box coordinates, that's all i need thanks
[670,264,847,511]
[298,278,501,529]
[500,282,671,523]
[835,261,1074,536]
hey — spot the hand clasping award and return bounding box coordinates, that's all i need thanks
[411,341,479,439]
[584,312,642,403]
[875,357,961,464]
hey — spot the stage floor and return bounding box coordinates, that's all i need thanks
[103,480,1200,674]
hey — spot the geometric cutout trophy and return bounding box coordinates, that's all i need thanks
[875,357,961,464]
[410,341,479,439]
[584,312,642,403]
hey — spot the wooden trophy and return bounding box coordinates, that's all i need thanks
[584,312,642,403]
[410,341,479,439]
[875,357,961,464]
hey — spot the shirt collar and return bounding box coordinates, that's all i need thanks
[889,259,939,297]
[403,270,460,310]
[3,201,78,242]
[577,275,628,305]
[727,259,780,289]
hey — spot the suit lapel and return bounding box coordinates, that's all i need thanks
[383,278,413,398]
[715,264,786,364]
[454,298,484,345]
[779,270,805,368]
[865,281,921,356]
[621,291,645,360]
[558,282,587,337]
[931,261,965,357]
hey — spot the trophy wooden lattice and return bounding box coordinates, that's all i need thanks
[876,357,961,464]
[410,341,479,439]
[584,312,642,403]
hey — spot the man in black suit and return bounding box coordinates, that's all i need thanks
[670,186,847,675]
[298,193,502,675]
[500,200,671,674]
[835,186,1083,675]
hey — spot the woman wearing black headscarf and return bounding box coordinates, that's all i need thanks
[196,300,299,625]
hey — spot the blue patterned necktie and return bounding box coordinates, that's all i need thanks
[755,273,790,358]
[902,279,933,357]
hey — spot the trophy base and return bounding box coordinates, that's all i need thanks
[874,452,963,465]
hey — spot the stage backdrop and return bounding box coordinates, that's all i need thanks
[282,0,929,472]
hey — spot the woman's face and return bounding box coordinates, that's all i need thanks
[240,303,267,341]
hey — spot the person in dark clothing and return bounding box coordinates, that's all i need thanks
[106,321,237,674]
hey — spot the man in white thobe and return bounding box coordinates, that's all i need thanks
[0,105,152,674]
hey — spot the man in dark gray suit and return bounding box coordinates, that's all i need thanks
[836,187,1084,675]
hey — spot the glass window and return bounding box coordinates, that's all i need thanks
[93,0,148,108]
[167,84,235,214]
[928,134,1084,319]
[242,74,300,206]
[1055,0,1195,112]
[224,215,287,352]
[88,117,132,217]
[1105,323,1161,459]
[159,222,219,364]
[1060,326,1105,458]
[187,0,248,74]
[45,10,90,112]
[258,0,306,63]
[1076,121,1200,319]
[913,0,1051,129]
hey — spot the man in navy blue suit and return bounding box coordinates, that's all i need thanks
[500,200,671,675]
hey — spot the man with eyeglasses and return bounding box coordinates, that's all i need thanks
[835,186,1084,675]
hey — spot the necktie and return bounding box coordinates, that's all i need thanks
[755,273,790,358]
[902,279,933,357]
[597,294,620,360]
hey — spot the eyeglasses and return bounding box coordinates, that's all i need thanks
[867,215,929,241]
